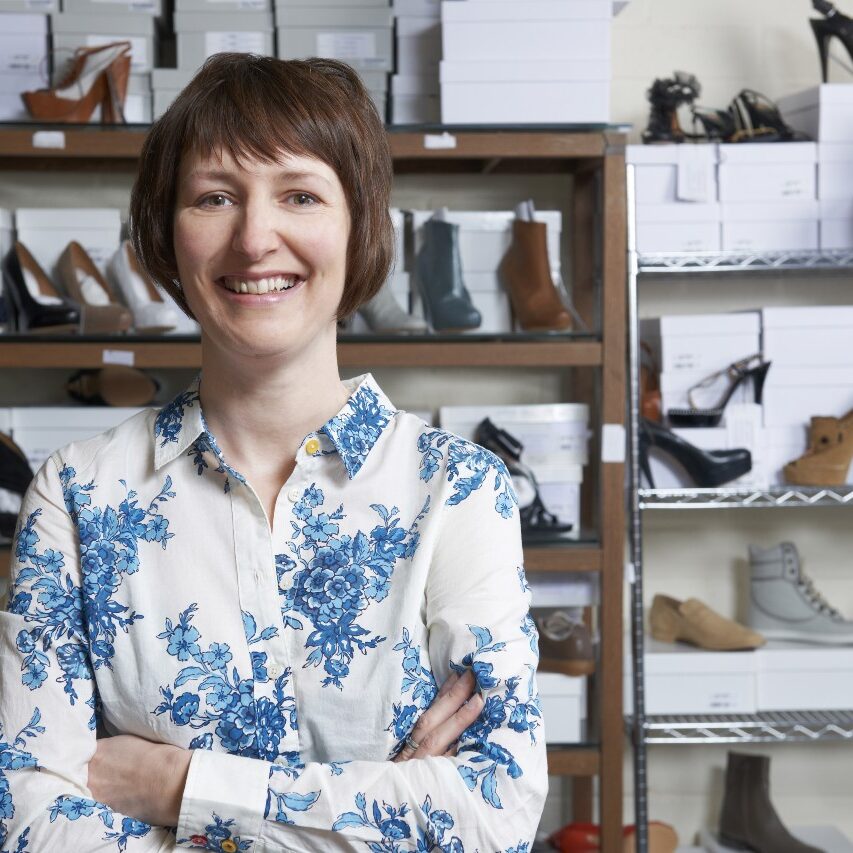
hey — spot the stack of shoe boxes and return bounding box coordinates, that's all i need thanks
[439,0,611,124]
[438,401,589,539]
[779,84,853,250]
[409,210,562,334]
[275,0,391,118]
[51,0,159,123]
[390,0,439,124]
[0,7,53,121]
[627,144,721,254]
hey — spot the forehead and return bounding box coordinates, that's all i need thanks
[180,147,341,187]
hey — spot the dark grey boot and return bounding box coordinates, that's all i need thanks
[415,218,481,332]
[719,752,823,853]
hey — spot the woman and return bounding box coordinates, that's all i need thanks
[0,55,546,852]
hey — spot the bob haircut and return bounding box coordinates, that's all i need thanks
[129,53,394,320]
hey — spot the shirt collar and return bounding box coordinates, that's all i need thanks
[153,372,397,481]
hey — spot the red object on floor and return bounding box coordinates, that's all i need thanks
[547,820,678,853]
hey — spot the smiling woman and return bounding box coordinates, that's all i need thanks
[0,54,547,853]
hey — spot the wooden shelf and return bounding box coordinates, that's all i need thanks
[547,745,600,777]
[523,543,601,573]
[0,336,601,369]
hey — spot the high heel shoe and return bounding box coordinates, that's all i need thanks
[108,241,179,334]
[639,418,752,488]
[357,276,428,334]
[811,0,853,83]
[415,213,481,332]
[641,71,701,143]
[22,41,131,124]
[1,243,80,334]
[57,242,132,335]
[727,89,804,142]
[498,200,573,332]
[474,417,573,538]
[667,354,771,427]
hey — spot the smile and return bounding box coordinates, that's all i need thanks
[218,275,304,294]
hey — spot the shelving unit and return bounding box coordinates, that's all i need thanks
[2,125,628,849]
[626,165,853,853]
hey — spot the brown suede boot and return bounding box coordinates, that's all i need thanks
[807,409,853,452]
[719,752,823,853]
[498,219,572,332]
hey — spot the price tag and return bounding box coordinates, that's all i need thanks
[32,131,65,150]
[676,145,713,202]
[424,132,457,150]
[102,349,135,367]
[601,423,626,463]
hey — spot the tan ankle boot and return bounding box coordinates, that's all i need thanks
[649,594,765,651]
[498,220,572,332]
[807,408,853,451]
[784,418,853,486]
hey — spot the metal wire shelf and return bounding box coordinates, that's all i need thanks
[638,486,853,510]
[628,711,853,744]
[637,249,853,275]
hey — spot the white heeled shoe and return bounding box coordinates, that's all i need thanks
[357,274,427,334]
[108,241,180,334]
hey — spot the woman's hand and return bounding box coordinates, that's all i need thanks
[88,734,192,827]
[392,669,484,762]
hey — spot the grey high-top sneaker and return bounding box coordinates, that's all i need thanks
[748,542,853,644]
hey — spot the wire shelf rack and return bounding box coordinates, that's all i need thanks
[638,486,853,510]
[628,711,853,744]
[637,249,853,275]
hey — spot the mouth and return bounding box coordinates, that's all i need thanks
[217,274,306,295]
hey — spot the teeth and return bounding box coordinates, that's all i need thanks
[257,278,269,294]
[240,281,248,293]
[223,276,301,294]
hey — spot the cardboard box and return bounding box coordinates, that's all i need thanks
[635,203,721,254]
[756,641,853,712]
[538,672,586,744]
[0,13,47,73]
[627,143,718,205]
[51,14,156,73]
[778,83,853,142]
[391,72,437,96]
[762,305,853,366]
[440,59,609,125]
[763,366,853,429]
[721,200,819,252]
[63,0,161,16]
[15,207,122,279]
[175,10,273,68]
[395,18,440,75]
[718,142,817,202]
[625,638,758,716]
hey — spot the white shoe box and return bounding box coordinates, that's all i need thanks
[392,0,439,15]
[763,425,808,485]
[624,638,758,716]
[152,67,194,119]
[763,367,853,428]
[395,15,440,76]
[176,11,274,69]
[439,402,589,474]
[717,142,817,203]
[778,83,853,142]
[0,0,56,12]
[0,71,43,120]
[0,13,47,74]
[635,203,722,254]
[464,291,512,335]
[15,207,122,280]
[92,71,151,123]
[818,142,853,201]
[721,201,819,252]
[11,407,145,470]
[756,641,853,711]
[440,59,609,125]
[538,672,586,744]
[276,6,392,70]
[701,826,853,853]
[627,143,718,206]
[178,0,268,10]
[820,198,853,250]
[762,305,853,368]
[390,72,438,124]
[63,0,162,16]
[442,0,610,62]
[51,14,155,74]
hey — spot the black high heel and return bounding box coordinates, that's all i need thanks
[728,89,806,142]
[639,418,752,489]
[811,0,853,82]
[667,355,771,428]
[474,418,573,539]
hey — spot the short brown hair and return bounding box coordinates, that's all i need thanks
[129,53,394,319]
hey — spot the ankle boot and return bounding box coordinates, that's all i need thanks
[784,413,853,485]
[807,409,853,452]
[719,752,822,853]
[358,277,427,334]
[499,219,572,332]
[415,219,481,332]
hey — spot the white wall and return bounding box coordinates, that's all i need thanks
[613,0,853,845]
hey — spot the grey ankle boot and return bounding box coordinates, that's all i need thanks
[748,542,853,644]
[415,219,481,332]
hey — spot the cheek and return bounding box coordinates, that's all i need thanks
[173,215,223,278]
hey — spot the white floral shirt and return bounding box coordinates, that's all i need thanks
[0,373,546,853]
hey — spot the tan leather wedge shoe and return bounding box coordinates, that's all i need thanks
[784,418,853,486]
[649,594,765,651]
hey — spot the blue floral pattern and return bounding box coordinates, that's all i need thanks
[386,628,437,758]
[154,386,199,447]
[48,796,151,851]
[417,430,517,518]
[176,812,253,850]
[0,710,42,853]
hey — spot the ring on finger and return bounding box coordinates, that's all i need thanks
[404,734,420,752]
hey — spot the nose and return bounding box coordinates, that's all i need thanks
[230,199,280,261]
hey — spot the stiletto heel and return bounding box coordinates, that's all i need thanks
[640,418,752,488]
[667,354,771,428]
[638,430,655,489]
[811,0,853,82]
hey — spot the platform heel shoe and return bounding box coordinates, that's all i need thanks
[474,417,573,540]
[415,212,481,332]
[58,242,132,335]
[2,243,80,334]
[811,0,853,82]
[108,241,179,334]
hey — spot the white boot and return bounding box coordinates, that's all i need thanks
[358,278,427,334]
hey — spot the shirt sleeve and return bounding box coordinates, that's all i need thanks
[0,456,177,853]
[175,448,548,853]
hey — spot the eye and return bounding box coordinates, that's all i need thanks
[289,192,318,207]
[199,193,233,209]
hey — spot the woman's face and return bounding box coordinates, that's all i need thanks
[173,147,350,361]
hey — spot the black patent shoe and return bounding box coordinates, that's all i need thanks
[812,0,853,82]
[474,417,573,538]
[639,418,752,488]
[2,243,80,334]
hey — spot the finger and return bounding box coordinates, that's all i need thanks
[442,741,459,758]
[408,670,477,749]
[411,693,485,759]
[436,670,461,698]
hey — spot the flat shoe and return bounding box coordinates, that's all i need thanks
[650,593,765,651]
[67,365,159,407]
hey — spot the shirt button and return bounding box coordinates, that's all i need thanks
[304,436,320,456]
[269,662,284,678]
[287,487,300,502]
[221,841,238,853]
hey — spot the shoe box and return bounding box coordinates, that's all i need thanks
[440,0,610,125]
[0,12,49,121]
[390,70,439,125]
[62,0,162,16]
[51,13,156,74]
[537,671,586,744]
[391,2,440,122]
[151,67,192,119]
[174,10,274,71]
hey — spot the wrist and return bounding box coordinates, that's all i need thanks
[159,744,192,827]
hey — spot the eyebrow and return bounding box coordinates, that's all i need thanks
[187,169,332,187]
